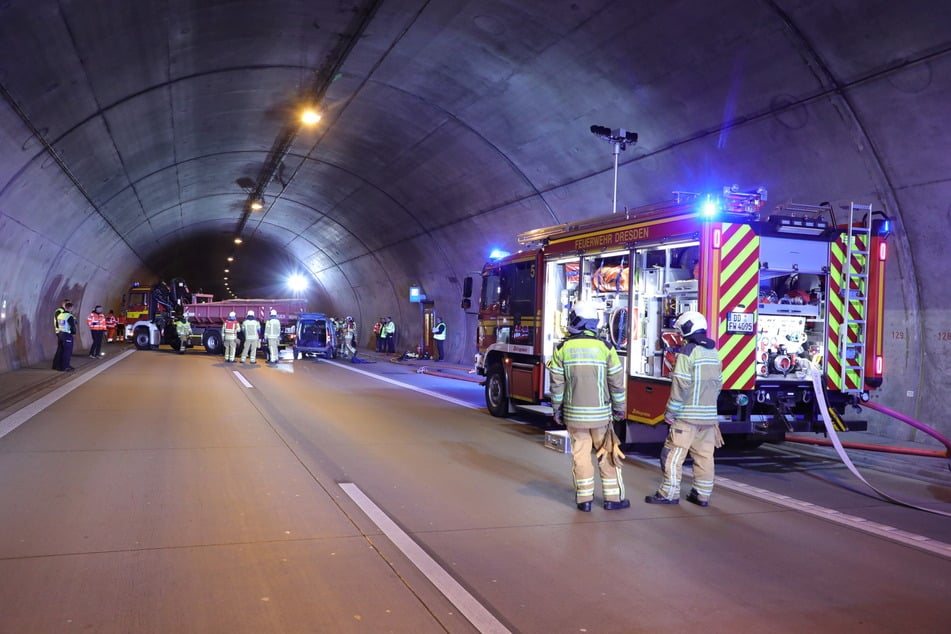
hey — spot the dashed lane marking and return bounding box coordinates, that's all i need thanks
[232,371,254,388]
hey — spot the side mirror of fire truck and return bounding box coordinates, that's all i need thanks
[461,277,473,310]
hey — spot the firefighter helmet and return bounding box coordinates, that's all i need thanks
[247,310,255,318]
[228,311,236,319]
[346,315,354,322]
[270,309,277,316]
[675,311,707,337]
[568,301,598,333]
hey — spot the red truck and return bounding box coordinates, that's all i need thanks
[125,279,306,354]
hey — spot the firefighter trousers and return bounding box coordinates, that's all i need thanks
[223,338,237,362]
[658,422,716,501]
[241,338,260,362]
[568,424,624,504]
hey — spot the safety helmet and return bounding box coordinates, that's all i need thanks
[675,311,708,337]
[247,310,255,318]
[228,311,236,319]
[346,316,354,322]
[270,309,277,316]
[568,301,598,333]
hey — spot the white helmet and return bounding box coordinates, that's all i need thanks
[228,311,236,319]
[571,301,598,320]
[270,309,277,316]
[247,310,255,318]
[568,301,598,333]
[675,311,708,337]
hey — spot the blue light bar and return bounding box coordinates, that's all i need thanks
[489,248,510,260]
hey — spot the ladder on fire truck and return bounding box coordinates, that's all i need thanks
[839,202,873,394]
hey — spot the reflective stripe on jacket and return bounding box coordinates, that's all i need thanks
[547,332,625,429]
[665,342,722,425]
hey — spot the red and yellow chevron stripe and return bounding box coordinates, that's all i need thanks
[710,223,758,390]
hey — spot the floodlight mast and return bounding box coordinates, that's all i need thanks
[590,125,638,213]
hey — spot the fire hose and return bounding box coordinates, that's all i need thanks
[804,365,951,518]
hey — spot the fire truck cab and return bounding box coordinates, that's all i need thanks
[469,187,889,445]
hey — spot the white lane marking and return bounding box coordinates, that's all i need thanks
[233,371,254,388]
[0,349,136,439]
[333,362,479,409]
[339,482,510,634]
[626,454,951,559]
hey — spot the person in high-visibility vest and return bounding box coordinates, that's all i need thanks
[56,302,77,372]
[645,310,723,507]
[52,298,70,370]
[343,316,358,359]
[174,313,192,354]
[263,309,282,364]
[547,301,628,512]
[240,310,261,364]
[86,305,107,358]
[432,317,447,361]
[105,310,118,342]
[222,312,239,363]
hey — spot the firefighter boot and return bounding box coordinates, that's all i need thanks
[644,493,679,505]
[686,489,709,507]
[603,499,630,510]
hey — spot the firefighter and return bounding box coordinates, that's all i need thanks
[240,310,261,364]
[343,316,357,359]
[547,302,628,512]
[646,310,724,507]
[223,311,239,363]
[105,309,118,343]
[432,316,447,361]
[264,309,281,364]
[174,313,192,354]
[87,305,107,358]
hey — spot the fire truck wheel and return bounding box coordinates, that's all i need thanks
[485,365,508,417]
[134,328,151,350]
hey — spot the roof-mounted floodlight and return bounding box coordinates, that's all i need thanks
[250,196,264,211]
[590,124,639,213]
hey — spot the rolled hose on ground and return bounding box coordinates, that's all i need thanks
[799,364,950,517]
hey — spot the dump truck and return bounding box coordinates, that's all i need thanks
[123,279,306,354]
[463,186,890,446]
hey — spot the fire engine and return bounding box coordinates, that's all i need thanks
[465,187,890,446]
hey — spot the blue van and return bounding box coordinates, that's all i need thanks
[293,313,337,359]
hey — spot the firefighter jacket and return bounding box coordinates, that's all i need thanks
[223,319,239,340]
[665,339,723,426]
[87,311,107,331]
[264,317,281,339]
[175,319,192,339]
[547,331,625,429]
[242,318,261,341]
[382,320,395,337]
[432,321,446,341]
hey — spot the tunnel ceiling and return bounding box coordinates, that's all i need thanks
[0,0,948,299]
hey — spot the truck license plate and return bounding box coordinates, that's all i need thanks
[726,311,755,334]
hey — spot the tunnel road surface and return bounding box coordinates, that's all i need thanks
[0,349,949,633]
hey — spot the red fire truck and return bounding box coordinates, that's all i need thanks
[465,187,890,445]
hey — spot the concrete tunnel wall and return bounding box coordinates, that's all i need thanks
[0,1,949,448]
